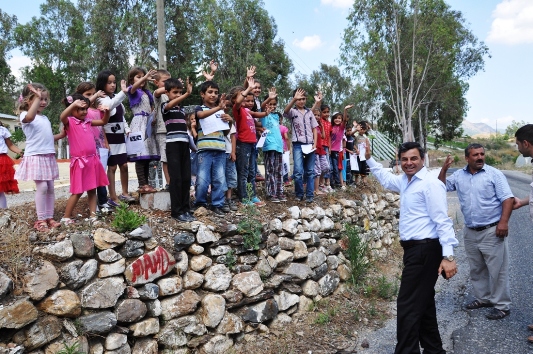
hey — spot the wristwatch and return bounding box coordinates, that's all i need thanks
[443,255,455,262]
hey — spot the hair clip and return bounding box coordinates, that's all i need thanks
[18,94,23,103]
[67,96,73,103]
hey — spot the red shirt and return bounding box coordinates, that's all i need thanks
[321,118,331,148]
[315,127,326,155]
[232,106,257,143]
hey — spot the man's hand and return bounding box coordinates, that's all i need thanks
[365,141,372,160]
[513,196,528,210]
[495,220,509,238]
[438,259,457,279]
[442,154,453,170]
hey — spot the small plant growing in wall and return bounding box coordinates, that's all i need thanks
[57,341,84,354]
[344,224,370,285]
[111,202,147,233]
[237,183,262,250]
[224,249,236,270]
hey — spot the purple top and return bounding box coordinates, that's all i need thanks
[127,86,154,108]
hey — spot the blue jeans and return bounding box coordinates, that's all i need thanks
[330,151,340,186]
[236,141,257,201]
[292,142,315,198]
[195,150,227,208]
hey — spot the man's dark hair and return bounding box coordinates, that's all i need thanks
[397,142,425,160]
[199,80,219,94]
[164,78,183,92]
[464,143,484,157]
[515,124,533,145]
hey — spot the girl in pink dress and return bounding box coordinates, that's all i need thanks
[60,93,110,224]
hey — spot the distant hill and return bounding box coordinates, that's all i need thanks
[461,120,500,137]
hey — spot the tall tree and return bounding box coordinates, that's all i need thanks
[340,0,489,143]
[0,10,18,115]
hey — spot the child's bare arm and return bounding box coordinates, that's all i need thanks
[60,99,88,127]
[343,104,354,124]
[261,87,277,110]
[235,77,254,110]
[243,66,256,88]
[230,133,236,161]
[312,127,318,150]
[153,87,166,98]
[54,125,66,141]
[89,90,106,104]
[130,69,157,94]
[196,94,227,119]
[5,138,23,155]
[284,88,305,114]
[165,78,192,111]
[90,106,111,126]
[311,91,323,111]
[22,85,42,123]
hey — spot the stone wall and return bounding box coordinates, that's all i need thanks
[0,192,400,354]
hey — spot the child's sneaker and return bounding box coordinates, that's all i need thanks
[268,196,280,203]
[118,194,135,203]
[221,202,231,213]
[341,185,347,191]
[277,194,288,202]
[326,186,334,193]
[226,199,238,211]
[251,197,266,207]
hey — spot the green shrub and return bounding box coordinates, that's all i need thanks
[344,224,370,285]
[111,202,147,233]
[224,249,236,270]
[237,183,262,250]
[376,275,399,300]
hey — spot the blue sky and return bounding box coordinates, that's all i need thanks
[4,0,533,129]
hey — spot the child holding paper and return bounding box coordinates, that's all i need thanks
[283,88,319,203]
[232,77,272,206]
[354,121,371,185]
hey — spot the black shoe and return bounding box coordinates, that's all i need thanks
[486,308,510,320]
[185,212,196,222]
[221,202,231,213]
[306,197,314,203]
[172,214,190,223]
[464,299,493,310]
[211,207,226,216]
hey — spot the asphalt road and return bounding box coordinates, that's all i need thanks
[358,169,533,354]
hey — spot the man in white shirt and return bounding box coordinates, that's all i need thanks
[365,141,458,354]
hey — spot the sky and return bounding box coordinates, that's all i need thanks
[4,0,533,129]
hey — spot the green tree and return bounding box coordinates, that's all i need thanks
[0,10,18,115]
[505,120,528,137]
[340,0,489,143]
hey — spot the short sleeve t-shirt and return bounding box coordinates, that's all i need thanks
[225,124,236,153]
[283,107,318,144]
[260,113,283,153]
[86,108,106,149]
[195,105,226,151]
[331,124,345,152]
[162,103,188,143]
[232,105,257,143]
[279,125,289,151]
[19,111,55,156]
[0,126,11,154]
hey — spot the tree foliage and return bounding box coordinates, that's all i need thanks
[340,0,489,143]
[0,10,18,114]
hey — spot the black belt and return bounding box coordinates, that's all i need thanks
[467,221,499,232]
[400,238,439,249]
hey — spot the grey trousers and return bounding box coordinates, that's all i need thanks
[463,225,511,311]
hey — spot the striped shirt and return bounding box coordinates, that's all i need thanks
[162,102,188,143]
[445,164,513,228]
[195,105,226,151]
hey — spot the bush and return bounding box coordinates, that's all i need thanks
[344,224,370,285]
[111,203,147,233]
[237,183,262,250]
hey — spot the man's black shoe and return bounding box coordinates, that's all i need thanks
[211,207,226,216]
[172,214,190,223]
[184,212,196,222]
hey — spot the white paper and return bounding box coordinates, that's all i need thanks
[199,110,230,135]
[282,151,291,176]
[126,132,144,155]
[357,142,366,161]
[350,154,359,171]
[256,129,269,148]
[98,148,109,168]
[301,144,316,155]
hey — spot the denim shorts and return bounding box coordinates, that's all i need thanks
[225,154,237,189]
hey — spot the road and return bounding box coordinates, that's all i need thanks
[358,169,533,354]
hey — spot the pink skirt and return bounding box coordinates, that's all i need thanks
[14,154,59,181]
[70,154,109,194]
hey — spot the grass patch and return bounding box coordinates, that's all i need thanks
[111,202,147,233]
[344,224,371,285]
[237,183,262,250]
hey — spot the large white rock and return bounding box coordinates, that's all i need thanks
[282,219,299,235]
[98,258,125,278]
[293,241,308,259]
[190,255,213,272]
[24,260,59,300]
[274,250,294,267]
[130,317,160,336]
[302,280,319,297]
[196,224,220,244]
[33,239,74,262]
[203,264,232,291]
[157,276,183,296]
[183,270,204,289]
[274,291,300,311]
[201,294,226,328]
[320,216,335,231]
[160,290,201,320]
[269,218,283,232]
[231,272,264,297]
[202,335,233,354]
[80,277,126,309]
[307,250,327,269]
[93,228,126,250]
[105,333,127,351]
[140,191,171,211]
[216,312,244,334]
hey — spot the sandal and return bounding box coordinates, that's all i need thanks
[46,218,61,228]
[139,185,157,194]
[464,299,493,310]
[486,308,510,320]
[33,220,49,232]
[60,217,76,226]
[88,216,100,225]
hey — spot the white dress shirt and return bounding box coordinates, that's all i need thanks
[367,157,458,257]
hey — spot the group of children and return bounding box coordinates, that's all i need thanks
[0,63,372,229]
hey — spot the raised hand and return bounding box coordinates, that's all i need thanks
[27,84,42,98]
[246,66,256,78]
[345,104,355,110]
[442,154,453,170]
[210,60,218,73]
[218,94,227,110]
[186,77,193,95]
[73,99,87,109]
[314,91,323,103]
[268,87,277,100]
[96,90,106,98]
[202,70,214,81]
[97,105,110,112]
[246,76,255,88]
[120,80,127,93]
[146,69,158,83]
[294,88,306,100]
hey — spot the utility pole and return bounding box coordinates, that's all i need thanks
[156,0,166,69]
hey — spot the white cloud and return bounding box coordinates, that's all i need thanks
[293,35,324,51]
[487,0,533,45]
[320,0,353,9]
[7,55,32,78]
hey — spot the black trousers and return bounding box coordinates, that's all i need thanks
[395,240,445,354]
[167,141,191,217]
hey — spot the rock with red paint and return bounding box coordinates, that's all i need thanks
[124,246,176,286]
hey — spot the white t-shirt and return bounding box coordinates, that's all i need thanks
[20,111,55,156]
[225,124,236,153]
[0,126,10,154]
